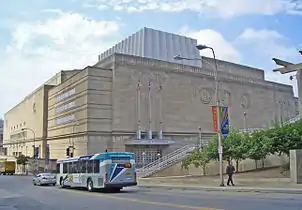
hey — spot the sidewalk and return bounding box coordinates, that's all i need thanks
[137,172,302,194]
[138,182,302,194]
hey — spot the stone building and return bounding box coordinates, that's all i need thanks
[0,119,3,154]
[3,70,79,158]
[2,35,298,166]
[12,53,293,165]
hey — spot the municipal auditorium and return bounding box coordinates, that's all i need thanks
[2,28,298,167]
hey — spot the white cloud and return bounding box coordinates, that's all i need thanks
[86,0,302,18]
[236,28,301,62]
[179,25,241,63]
[0,11,121,116]
[180,26,301,96]
[236,28,301,96]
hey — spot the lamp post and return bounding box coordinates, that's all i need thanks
[21,128,36,173]
[198,127,202,151]
[174,45,225,187]
[243,112,247,132]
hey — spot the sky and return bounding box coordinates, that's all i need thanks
[0,0,302,119]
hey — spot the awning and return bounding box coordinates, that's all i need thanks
[125,139,175,145]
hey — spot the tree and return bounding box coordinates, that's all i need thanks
[16,155,29,173]
[246,130,270,169]
[182,147,211,175]
[265,121,302,156]
[226,132,249,172]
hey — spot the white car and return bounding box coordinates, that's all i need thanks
[32,173,56,186]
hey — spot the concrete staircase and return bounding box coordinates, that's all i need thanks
[136,144,196,178]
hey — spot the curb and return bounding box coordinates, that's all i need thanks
[138,184,302,194]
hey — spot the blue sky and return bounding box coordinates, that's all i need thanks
[0,0,302,118]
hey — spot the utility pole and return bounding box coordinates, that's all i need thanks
[137,78,141,140]
[148,79,152,140]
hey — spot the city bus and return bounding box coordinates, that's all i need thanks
[56,152,137,192]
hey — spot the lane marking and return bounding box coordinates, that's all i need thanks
[51,187,224,210]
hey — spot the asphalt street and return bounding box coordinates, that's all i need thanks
[0,176,302,210]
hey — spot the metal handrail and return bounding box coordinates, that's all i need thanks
[137,144,195,171]
[136,144,197,177]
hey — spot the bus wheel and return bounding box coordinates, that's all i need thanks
[87,179,94,192]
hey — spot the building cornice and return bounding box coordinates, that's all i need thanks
[106,53,293,94]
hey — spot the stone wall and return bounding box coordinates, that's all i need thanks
[98,53,296,135]
[4,85,53,158]
[154,154,289,177]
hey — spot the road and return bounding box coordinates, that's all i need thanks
[0,176,302,210]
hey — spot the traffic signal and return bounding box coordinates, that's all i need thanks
[33,147,39,159]
[66,148,70,157]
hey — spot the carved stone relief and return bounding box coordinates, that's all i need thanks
[240,94,250,109]
[199,88,213,104]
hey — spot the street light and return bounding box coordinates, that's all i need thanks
[198,127,202,151]
[174,46,224,187]
[196,44,224,187]
[243,112,247,132]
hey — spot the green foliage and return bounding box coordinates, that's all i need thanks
[16,155,29,165]
[182,147,210,175]
[246,130,269,164]
[182,118,302,173]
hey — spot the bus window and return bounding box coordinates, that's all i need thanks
[56,164,60,173]
[87,160,93,173]
[81,160,87,173]
[72,162,78,173]
[68,162,72,173]
[63,163,68,173]
[93,160,99,173]
[111,156,130,164]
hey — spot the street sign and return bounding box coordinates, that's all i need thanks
[219,106,229,138]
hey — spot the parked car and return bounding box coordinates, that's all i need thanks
[32,173,56,186]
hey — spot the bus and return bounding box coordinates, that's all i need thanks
[56,152,137,192]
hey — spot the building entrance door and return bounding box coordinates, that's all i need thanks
[126,146,163,168]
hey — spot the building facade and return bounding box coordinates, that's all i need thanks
[42,53,297,164]
[0,119,3,154]
[3,70,79,158]
[2,29,298,167]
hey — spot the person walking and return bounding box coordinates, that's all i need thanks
[226,160,235,186]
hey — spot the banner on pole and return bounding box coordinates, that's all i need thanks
[219,106,229,138]
[211,106,218,132]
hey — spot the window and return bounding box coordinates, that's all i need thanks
[87,160,93,173]
[56,164,60,173]
[111,156,130,164]
[93,160,100,173]
[72,162,78,173]
[68,162,72,173]
[63,163,68,173]
[81,160,87,173]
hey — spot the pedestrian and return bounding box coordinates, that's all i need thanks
[226,160,235,186]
